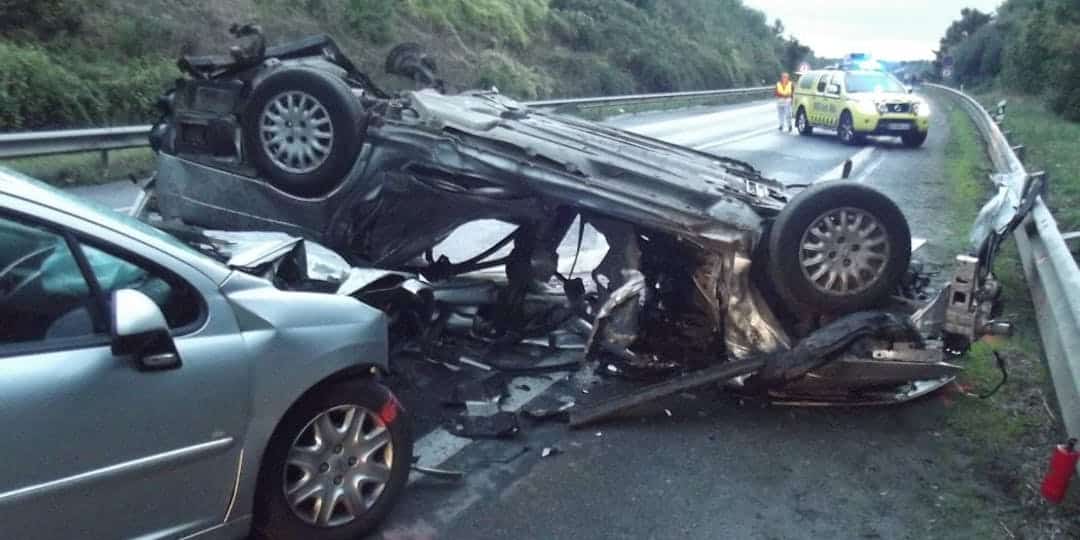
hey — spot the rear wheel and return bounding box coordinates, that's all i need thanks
[767,182,911,315]
[252,378,411,540]
[796,107,813,135]
[901,131,927,148]
[243,68,365,198]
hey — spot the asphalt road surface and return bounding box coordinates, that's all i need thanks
[72,94,978,540]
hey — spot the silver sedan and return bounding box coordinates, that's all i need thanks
[0,168,411,539]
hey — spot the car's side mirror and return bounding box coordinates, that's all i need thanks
[111,289,182,370]
[906,86,914,94]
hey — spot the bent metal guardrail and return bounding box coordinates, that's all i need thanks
[927,83,1080,452]
[0,86,773,161]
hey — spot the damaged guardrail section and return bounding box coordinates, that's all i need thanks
[0,87,772,161]
[928,83,1080,456]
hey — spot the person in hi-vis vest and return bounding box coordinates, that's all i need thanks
[775,72,794,132]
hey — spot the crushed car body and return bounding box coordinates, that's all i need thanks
[145,28,1030,406]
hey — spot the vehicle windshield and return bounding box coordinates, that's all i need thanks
[845,72,905,94]
[0,168,213,263]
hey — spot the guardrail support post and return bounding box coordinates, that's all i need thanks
[1011,144,1026,163]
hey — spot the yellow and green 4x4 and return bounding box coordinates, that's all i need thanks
[792,69,930,147]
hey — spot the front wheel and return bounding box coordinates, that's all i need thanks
[837,111,863,145]
[901,131,927,148]
[767,182,911,316]
[796,107,813,135]
[252,379,411,540]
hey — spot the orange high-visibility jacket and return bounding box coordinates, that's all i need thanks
[775,80,793,98]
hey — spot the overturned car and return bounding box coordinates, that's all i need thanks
[146,28,1021,406]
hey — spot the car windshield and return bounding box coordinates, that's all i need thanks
[845,72,905,94]
[0,168,212,263]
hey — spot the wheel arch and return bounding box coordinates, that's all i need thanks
[226,362,388,529]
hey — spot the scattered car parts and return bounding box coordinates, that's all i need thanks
[144,29,1031,416]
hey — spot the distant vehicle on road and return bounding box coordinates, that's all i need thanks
[0,167,411,539]
[792,68,931,147]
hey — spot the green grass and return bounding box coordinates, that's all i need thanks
[974,92,1080,234]
[0,148,155,187]
[939,103,1047,446]
[929,93,1072,538]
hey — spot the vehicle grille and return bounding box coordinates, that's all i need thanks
[885,103,911,114]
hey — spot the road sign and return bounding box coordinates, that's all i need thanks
[798,62,811,73]
[942,68,953,79]
[943,55,954,67]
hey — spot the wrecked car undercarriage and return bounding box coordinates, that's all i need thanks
[144,28,1029,410]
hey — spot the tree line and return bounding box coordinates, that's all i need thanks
[935,1,1080,121]
[0,0,813,130]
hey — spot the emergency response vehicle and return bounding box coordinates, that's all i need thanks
[792,68,930,147]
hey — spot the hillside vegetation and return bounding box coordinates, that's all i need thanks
[935,2,1080,121]
[0,0,811,130]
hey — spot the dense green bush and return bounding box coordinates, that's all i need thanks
[0,0,92,39]
[939,1,1080,121]
[0,43,174,130]
[2,0,809,128]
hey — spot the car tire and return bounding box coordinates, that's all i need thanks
[251,378,411,540]
[837,111,863,145]
[796,107,813,135]
[901,131,927,148]
[243,67,365,198]
[767,181,911,315]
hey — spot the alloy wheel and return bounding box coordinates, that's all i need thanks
[259,90,335,174]
[798,207,891,295]
[283,404,393,528]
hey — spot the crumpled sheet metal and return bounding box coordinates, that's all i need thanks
[202,230,352,283]
[752,311,921,385]
[968,171,1024,254]
[586,269,647,357]
[715,250,792,359]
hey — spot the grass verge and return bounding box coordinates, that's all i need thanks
[0,148,155,187]
[973,92,1080,234]
[934,94,1077,538]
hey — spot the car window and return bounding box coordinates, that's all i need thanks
[799,74,817,90]
[816,74,830,93]
[78,243,202,330]
[845,72,906,94]
[0,216,100,345]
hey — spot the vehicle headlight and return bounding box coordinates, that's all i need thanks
[915,101,930,116]
[876,102,888,114]
[854,100,877,115]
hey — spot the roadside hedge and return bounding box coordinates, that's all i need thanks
[0,43,175,130]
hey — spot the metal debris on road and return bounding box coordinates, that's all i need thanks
[451,411,521,439]
[459,356,493,371]
[411,465,466,481]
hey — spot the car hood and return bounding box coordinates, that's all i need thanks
[850,91,917,103]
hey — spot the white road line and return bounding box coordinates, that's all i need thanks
[113,206,132,213]
[851,154,886,183]
[816,146,877,183]
[408,372,567,484]
[693,126,778,151]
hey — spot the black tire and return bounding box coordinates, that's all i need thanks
[767,181,911,315]
[837,111,864,145]
[252,378,412,540]
[796,107,813,135]
[901,131,927,148]
[243,67,365,197]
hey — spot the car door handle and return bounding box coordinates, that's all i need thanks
[139,352,182,371]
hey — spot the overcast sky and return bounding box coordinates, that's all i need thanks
[741,0,1004,60]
